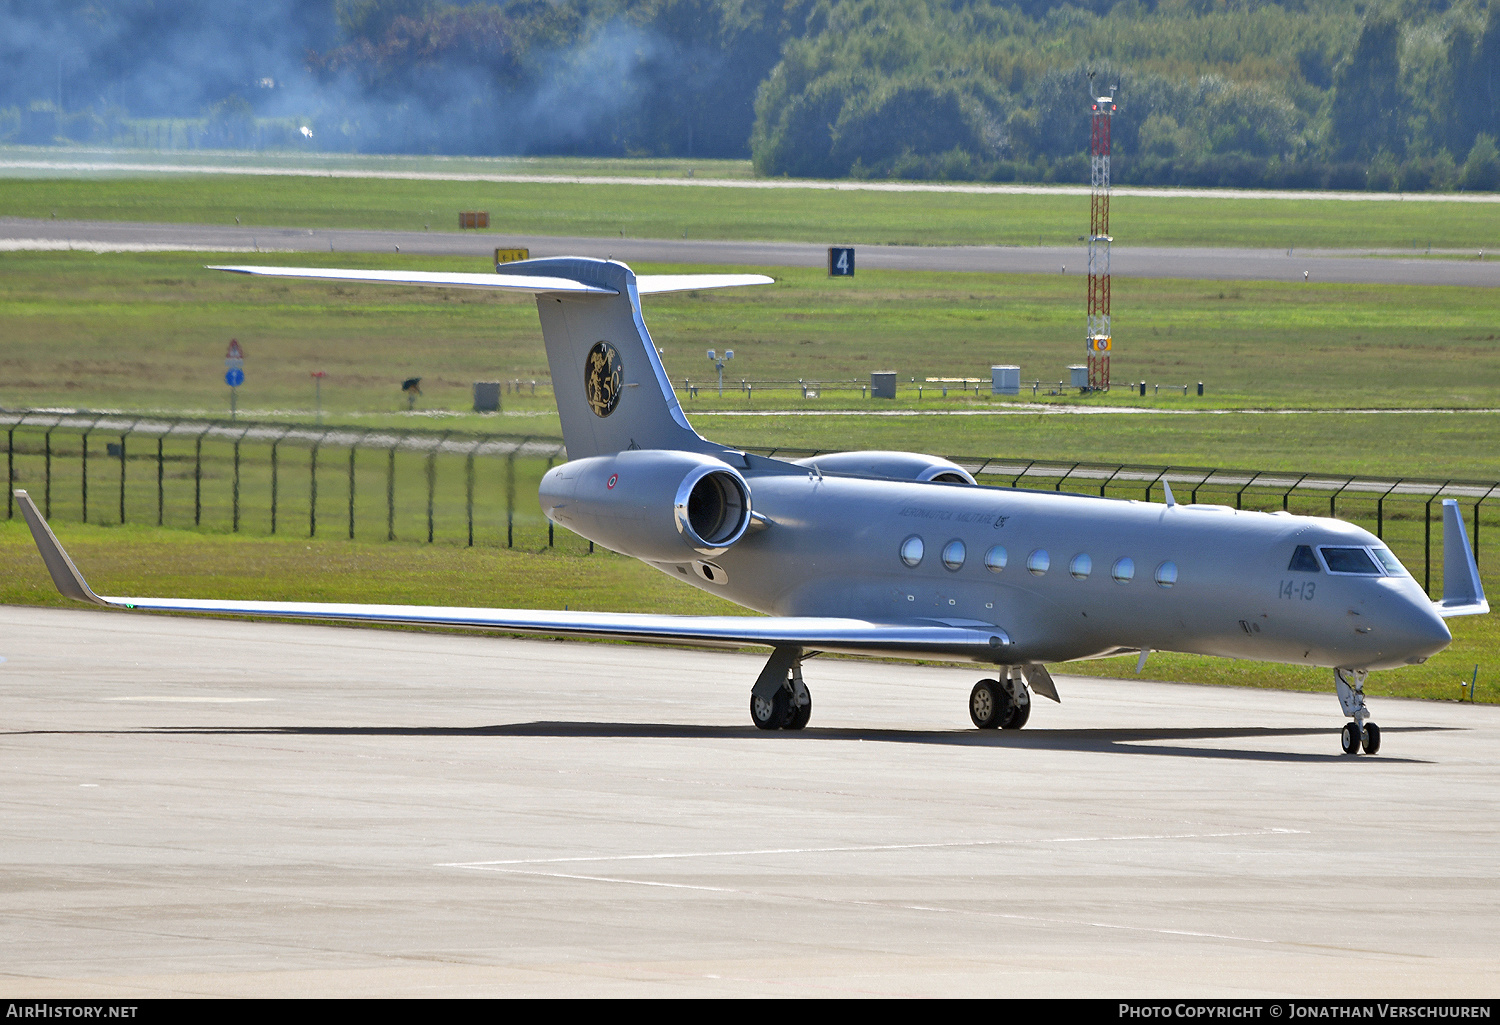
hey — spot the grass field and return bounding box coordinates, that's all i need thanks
[5,171,1500,249]
[3,251,1499,428]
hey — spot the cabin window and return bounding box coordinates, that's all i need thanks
[984,545,1008,573]
[1155,561,1178,588]
[1320,547,1380,575]
[1288,545,1321,573]
[900,535,924,567]
[1069,553,1092,580]
[942,540,966,571]
[1111,557,1134,584]
[1027,549,1050,576]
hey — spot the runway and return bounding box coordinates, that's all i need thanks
[1,604,1496,997]
[5,216,1500,287]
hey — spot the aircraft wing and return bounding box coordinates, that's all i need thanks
[13,491,1008,660]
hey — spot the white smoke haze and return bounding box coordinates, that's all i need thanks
[0,1,717,156]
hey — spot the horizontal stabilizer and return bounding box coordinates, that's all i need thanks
[635,274,774,295]
[209,265,619,295]
[1437,498,1489,617]
[15,489,1009,661]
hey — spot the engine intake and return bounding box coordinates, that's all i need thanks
[676,464,750,552]
[540,450,753,561]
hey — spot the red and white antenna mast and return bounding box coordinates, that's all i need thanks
[1086,83,1116,392]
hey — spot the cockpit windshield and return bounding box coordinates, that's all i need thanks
[1319,546,1381,575]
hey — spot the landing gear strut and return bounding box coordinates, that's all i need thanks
[970,667,1031,730]
[1335,667,1381,755]
[750,646,812,731]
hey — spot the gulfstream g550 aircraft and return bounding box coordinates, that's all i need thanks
[16,257,1488,754]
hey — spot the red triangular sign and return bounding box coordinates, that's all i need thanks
[226,339,244,360]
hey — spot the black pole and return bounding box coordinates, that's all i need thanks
[386,446,395,541]
[270,439,279,534]
[466,449,475,547]
[309,441,319,538]
[348,443,356,540]
[193,433,202,526]
[6,426,13,520]
[1424,498,1433,597]
[80,430,88,523]
[118,434,126,524]
[44,428,51,519]
[232,438,241,532]
[425,446,436,544]
[156,437,163,526]
[506,448,516,548]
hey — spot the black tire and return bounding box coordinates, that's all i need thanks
[785,692,812,731]
[1003,697,1031,730]
[1340,721,1363,755]
[751,689,791,730]
[1362,721,1381,755]
[970,680,1010,729]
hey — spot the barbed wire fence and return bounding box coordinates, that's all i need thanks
[2,412,1493,596]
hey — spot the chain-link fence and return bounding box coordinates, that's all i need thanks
[3,412,1494,597]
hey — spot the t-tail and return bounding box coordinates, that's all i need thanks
[208,257,772,459]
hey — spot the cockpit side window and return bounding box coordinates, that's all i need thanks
[1288,545,1321,573]
[1319,546,1381,574]
[1372,548,1407,576]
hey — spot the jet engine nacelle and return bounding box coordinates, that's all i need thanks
[791,450,976,485]
[539,450,753,561]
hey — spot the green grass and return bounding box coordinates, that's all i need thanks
[4,172,1500,249]
[4,251,1500,423]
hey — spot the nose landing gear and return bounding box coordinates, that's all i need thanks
[1335,668,1381,755]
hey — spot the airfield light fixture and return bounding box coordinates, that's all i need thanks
[707,348,733,396]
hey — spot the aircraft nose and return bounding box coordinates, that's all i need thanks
[1387,594,1452,662]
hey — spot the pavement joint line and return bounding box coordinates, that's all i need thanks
[440,828,1308,868]
[473,866,1290,948]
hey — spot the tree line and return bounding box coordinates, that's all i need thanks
[8,0,1500,191]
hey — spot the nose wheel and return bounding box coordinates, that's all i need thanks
[1335,668,1380,755]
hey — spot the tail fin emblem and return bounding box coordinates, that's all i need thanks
[585,341,623,418]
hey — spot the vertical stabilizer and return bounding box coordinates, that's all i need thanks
[499,258,715,460]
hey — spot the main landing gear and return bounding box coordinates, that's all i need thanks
[1335,667,1381,756]
[750,645,812,731]
[970,667,1032,730]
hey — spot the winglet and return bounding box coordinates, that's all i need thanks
[13,490,111,606]
[1437,498,1489,617]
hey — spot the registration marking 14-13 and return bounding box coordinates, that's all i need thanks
[1280,579,1316,600]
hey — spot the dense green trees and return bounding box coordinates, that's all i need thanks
[13,0,1500,189]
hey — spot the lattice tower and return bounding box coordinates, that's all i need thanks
[1086,92,1116,392]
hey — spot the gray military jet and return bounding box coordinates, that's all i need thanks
[15,257,1488,754]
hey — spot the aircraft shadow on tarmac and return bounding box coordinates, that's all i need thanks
[29,722,1450,763]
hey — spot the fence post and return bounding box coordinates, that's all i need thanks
[309,437,321,538]
[6,426,13,519]
[425,444,436,544]
[1424,496,1433,596]
[193,431,204,527]
[118,432,127,524]
[232,436,241,532]
[81,429,88,523]
[347,441,357,541]
[270,436,280,534]
[386,445,396,541]
[466,447,476,547]
[505,442,523,548]
[44,427,52,518]
[157,436,164,526]
[545,453,556,547]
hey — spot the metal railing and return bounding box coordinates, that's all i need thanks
[3,412,1494,596]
